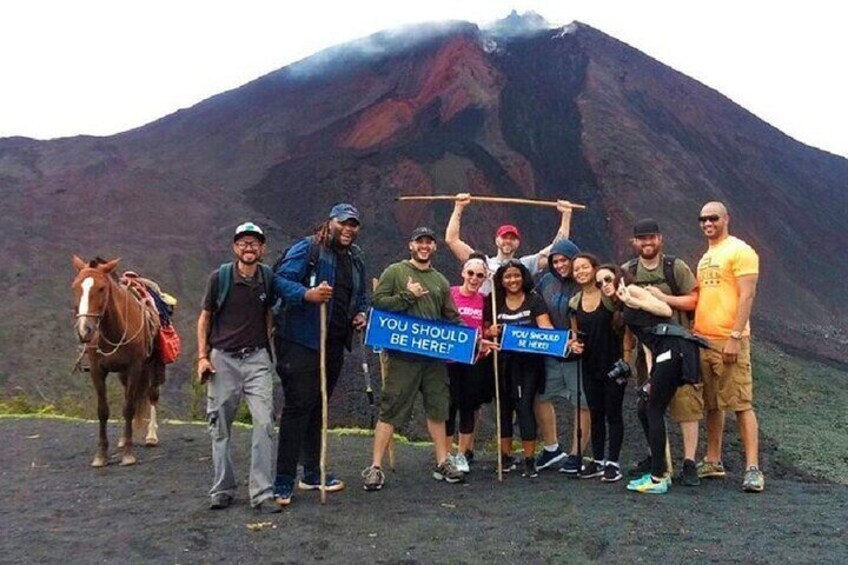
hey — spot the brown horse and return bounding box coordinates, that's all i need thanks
[72,256,164,467]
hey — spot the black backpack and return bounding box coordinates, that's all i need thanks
[623,255,693,323]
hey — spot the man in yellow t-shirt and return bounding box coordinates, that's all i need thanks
[693,201,763,493]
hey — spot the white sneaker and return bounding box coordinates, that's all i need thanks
[453,453,470,473]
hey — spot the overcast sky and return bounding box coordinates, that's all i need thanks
[2,1,845,157]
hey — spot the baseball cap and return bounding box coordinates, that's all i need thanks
[633,218,661,237]
[410,226,437,241]
[234,221,266,243]
[329,203,360,224]
[496,224,521,238]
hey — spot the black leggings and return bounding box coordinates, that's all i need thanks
[643,348,685,477]
[498,355,543,441]
[446,363,477,437]
[582,373,626,462]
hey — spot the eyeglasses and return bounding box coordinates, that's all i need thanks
[465,270,486,279]
[235,240,262,249]
[698,214,721,223]
[595,275,614,288]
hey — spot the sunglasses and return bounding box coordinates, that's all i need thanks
[595,275,615,288]
[698,214,721,223]
[466,270,486,279]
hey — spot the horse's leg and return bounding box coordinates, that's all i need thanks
[145,358,164,447]
[119,367,141,466]
[118,372,130,449]
[91,367,109,467]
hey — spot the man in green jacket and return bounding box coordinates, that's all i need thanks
[362,227,466,491]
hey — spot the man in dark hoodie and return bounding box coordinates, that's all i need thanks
[534,239,591,473]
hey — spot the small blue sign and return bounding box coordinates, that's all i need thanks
[500,325,570,357]
[365,309,478,364]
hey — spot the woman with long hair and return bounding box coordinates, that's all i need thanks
[485,260,553,478]
[567,253,626,483]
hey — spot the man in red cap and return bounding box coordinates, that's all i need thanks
[445,193,574,293]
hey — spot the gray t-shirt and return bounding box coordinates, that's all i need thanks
[482,253,540,295]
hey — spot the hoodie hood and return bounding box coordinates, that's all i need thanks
[547,239,580,281]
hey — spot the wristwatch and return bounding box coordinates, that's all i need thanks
[729,331,743,340]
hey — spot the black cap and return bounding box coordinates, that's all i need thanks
[410,226,437,241]
[633,218,661,237]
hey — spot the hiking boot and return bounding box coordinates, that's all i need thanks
[299,471,345,492]
[626,473,670,494]
[559,453,582,474]
[433,459,465,483]
[500,454,517,473]
[209,493,232,510]
[601,462,623,483]
[522,457,539,478]
[361,465,385,491]
[273,475,294,506]
[628,455,652,478]
[696,458,727,479]
[579,460,604,479]
[453,453,471,474]
[742,466,765,493]
[536,447,567,471]
[254,498,282,514]
[680,459,701,487]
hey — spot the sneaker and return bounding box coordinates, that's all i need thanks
[361,465,385,491]
[628,455,652,478]
[601,462,623,483]
[273,476,294,506]
[696,458,727,479]
[209,493,232,510]
[559,453,582,474]
[298,471,346,492]
[626,473,669,494]
[742,466,765,493]
[680,459,701,487]
[433,459,465,483]
[464,449,475,464]
[453,453,471,474]
[254,498,282,514]
[500,454,517,473]
[522,457,539,478]
[579,460,604,479]
[536,447,567,471]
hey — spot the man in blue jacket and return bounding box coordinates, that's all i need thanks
[272,203,369,506]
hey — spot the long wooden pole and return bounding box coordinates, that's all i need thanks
[490,281,503,483]
[319,301,328,504]
[372,278,395,470]
[396,195,586,210]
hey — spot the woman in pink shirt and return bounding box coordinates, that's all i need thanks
[446,255,489,473]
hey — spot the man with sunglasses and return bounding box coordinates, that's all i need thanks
[197,222,280,513]
[693,202,763,492]
[621,219,701,487]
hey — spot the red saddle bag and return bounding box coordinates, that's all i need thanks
[157,324,182,364]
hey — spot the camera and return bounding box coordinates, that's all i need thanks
[606,359,631,385]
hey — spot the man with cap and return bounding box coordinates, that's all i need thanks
[272,203,369,506]
[621,218,701,486]
[445,193,575,293]
[362,227,466,491]
[197,221,280,513]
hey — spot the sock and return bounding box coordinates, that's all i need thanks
[544,443,560,452]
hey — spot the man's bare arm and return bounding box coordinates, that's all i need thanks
[733,274,758,334]
[535,200,573,256]
[444,193,475,262]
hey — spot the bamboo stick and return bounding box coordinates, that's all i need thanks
[396,194,586,210]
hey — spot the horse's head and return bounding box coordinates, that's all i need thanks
[72,255,121,343]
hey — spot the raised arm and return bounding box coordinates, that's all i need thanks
[444,193,475,263]
[535,200,574,256]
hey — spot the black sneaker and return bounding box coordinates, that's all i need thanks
[464,449,475,465]
[536,447,567,471]
[254,498,282,514]
[579,460,604,479]
[500,454,517,473]
[209,493,232,510]
[680,459,701,487]
[601,462,623,483]
[522,457,539,478]
[628,455,652,478]
[559,453,582,474]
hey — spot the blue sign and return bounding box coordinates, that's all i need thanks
[365,309,479,364]
[500,325,570,357]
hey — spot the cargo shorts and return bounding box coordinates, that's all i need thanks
[379,353,450,428]
[700,337,753,412]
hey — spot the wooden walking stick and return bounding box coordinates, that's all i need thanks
[396,194,587,210]
[372,278,395,470]
[317,278,329,504]
[490,279,503,482]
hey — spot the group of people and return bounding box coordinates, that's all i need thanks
[196,195,762,513]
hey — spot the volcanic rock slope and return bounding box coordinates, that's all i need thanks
[0,19,845,405]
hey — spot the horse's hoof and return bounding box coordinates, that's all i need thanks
[120,454,137,466]
[91,456,107,468]
[144,437,159,447]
